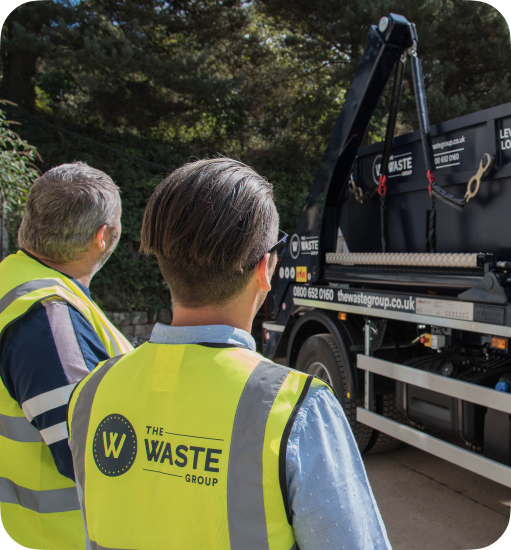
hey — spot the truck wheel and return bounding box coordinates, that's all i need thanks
[365,393,404,454]
[296,333,373,453]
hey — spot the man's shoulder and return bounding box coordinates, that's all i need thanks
[2,300,49,348]
[4,297,88,347]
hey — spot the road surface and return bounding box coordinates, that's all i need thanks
[364,446,510,550]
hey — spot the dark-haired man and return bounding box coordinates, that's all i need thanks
[68,158,391,549]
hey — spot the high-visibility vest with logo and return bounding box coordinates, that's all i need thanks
[68,341,330,550]
[0,250,133,549]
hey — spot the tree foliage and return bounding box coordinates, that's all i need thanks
[256,0,511,133]
[1,0,510,310]
[0,100,40,214]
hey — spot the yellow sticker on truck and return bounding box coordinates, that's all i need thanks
[296,266,307,282]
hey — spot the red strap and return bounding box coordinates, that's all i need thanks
[378,174,387,196]
[427,170,435,195]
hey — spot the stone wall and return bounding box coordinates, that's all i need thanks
[104,309,172,346]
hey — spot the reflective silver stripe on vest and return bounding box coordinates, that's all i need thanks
[0,278,122,356]
[71,357,291,549]
[0,477,80,513]
[0,413,44,443]
[23,383,78,423]
[0,279,66,315]
[70,356,124,543]
[227,361,290,550]
[106,331,121,356]
[87,540,289,550]
[89,541,137,550]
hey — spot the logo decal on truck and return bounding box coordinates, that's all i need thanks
[292,285,416,313]
[289,235,319,258]
[290,234,301,259]
[372,153,413,184]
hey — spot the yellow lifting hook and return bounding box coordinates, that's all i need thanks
[464,153,493,203]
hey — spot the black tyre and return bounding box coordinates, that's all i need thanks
[296,333,373,453]
[365,393,405,454]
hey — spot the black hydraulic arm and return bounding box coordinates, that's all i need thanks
[266,13,415,322]
[410,46,438,250]
[378,55,406,252]
[411,48,436,178]
[380,58,407,186]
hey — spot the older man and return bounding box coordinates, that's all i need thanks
[0,162,132,549]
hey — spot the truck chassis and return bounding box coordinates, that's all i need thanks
[264,282,511,487]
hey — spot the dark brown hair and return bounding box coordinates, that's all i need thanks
[140,158,279,307]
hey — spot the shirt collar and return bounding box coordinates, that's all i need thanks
[149,323,256,351]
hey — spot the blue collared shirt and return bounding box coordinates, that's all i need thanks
[150,323,391,550]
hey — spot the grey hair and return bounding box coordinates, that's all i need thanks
[18,162,120,263]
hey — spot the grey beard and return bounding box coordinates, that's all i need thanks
[92,228,120,277]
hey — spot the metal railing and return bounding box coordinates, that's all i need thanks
[357,353,511,488]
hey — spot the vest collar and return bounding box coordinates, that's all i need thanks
[149,323,256,351]
[19,249,91,298]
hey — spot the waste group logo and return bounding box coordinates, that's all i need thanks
[290,234,301,259]
[93,414,137,477]
[372,152,413,184]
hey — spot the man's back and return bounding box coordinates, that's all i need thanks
[69,323,392,550]
[68,334,311,549]
[68,157,392,549]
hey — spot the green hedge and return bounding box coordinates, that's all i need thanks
[10,107,312,313]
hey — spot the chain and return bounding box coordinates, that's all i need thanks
[349,174,379,203]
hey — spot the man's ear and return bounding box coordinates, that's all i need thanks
[256,253,275,291]
[93,225,107,252]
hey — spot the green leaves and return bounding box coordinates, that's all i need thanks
[4,0,511,311]
[0,101,40,216]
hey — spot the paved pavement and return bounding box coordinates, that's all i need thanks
[364,446,511,550]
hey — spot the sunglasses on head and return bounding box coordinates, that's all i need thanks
[248,230,288,271]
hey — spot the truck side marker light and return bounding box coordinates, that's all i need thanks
[491,337,507,350]
[347,392,351,399]
[420,334,432,347]
[338,312,347,321]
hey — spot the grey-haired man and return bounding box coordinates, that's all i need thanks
[0,162,132,549]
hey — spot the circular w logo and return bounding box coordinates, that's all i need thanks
[93,414,137,476]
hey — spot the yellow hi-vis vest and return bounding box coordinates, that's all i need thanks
[0,250,133,549]
[68,341,330,550]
